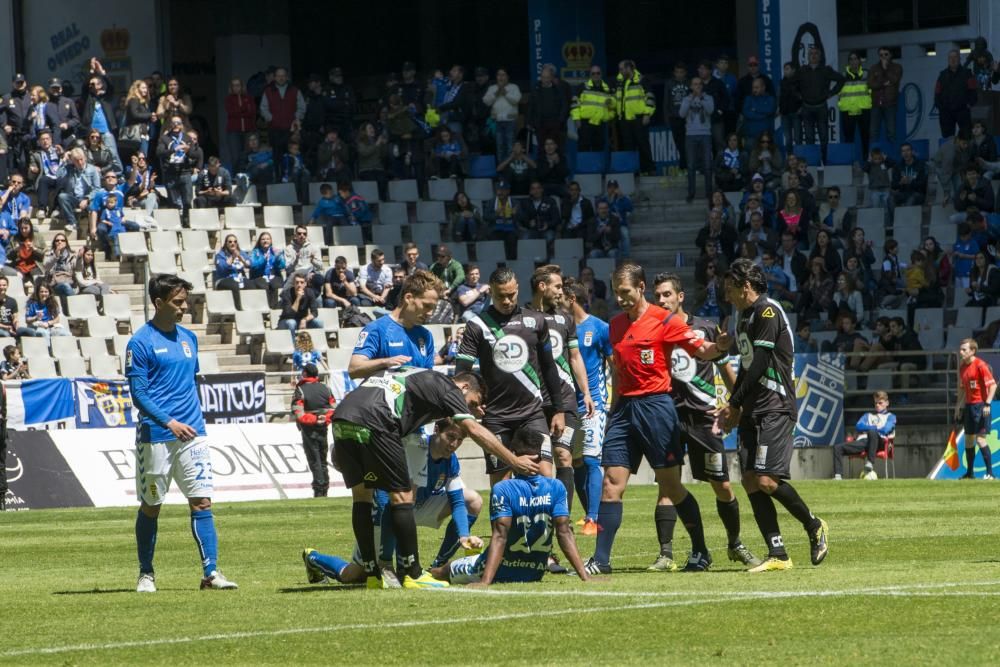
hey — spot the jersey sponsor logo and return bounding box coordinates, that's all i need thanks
[354,331,369,349]
[522,316,536,329]
[492,334,530,373]
[364,472,378,482]
[555,314,565,325]
[583,331,593,346]
[640,349,655,365]
[761,306,776,319]
[550,330,565,358]
[670,347,695,382]
[388,341,404,348]
[154,348,168,354]
[181,341,193,358]
[737,333,753,369]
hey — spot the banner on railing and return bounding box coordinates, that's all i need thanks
[197,373,267,424]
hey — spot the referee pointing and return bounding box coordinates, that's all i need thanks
[716,259,829,571]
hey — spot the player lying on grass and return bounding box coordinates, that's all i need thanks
[428,428,592,586]
[303,418,485,586]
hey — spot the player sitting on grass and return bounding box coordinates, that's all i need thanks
[833,391,896,480]
[303,418,484,586]
[427,428,592,586]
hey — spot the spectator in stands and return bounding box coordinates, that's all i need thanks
[291,331,326,383]
[529,64,569,150]
[844,227,877,292]
[155,77,193,128]
[358,248,393,306]
[260,67,305,177]
[779,63,802,150]
[932,130,974,203]
[430,244,464,299]
[238,133,274,194]
[335,181,372,226]
[809,228,842,276]
[815,185,852,248]
[970,121,997,170]
[81,59,122,174]
[248,231,285,308]
[83,129,116,175]
[536,137,570,198]
[586,200,621,259]
[156,115,199,211]
[782,153,816,192]
[324,67,355,141]
[888,316,924,392]
[761,249,793,307]
[952,165,995,222]
[279,140,310,204]
[277,274,323,338]
[223,77,256,168]
[24,281,68,340]
[320,255,360,308]
[868,47,903,145]
[455,263,489,320]
[571,64,613,153]
[891,143,928,207]
[213,233,250,310]
[516,180,560,245]
[967,37,999,89]
[922,236,951,287]
[738,192,770,233]
[664,62,691,171]
[483,67,521,162]
[355,122,389,199]
[74,245,112,297]
[315,130,350,184]
[735,55,775,120]
[740,78,776,145]
[124,152,158,213]
[714,133,747,192]
[836,391,896,480]
[0,344,29,379]
[382,264,409,312]
[301,75,328,162]
[561,181,594,240]
[26,85,59,146]
[0,277,27,338]
[450,191,484,243]
[497,141,536,196]
[739,240,761,267]
[695,242,728,286]
[794,321,818,353]
[696,208,738,263]
[798,256,834,323]
[747,134,783,192]
[741,173,777,223]
[935,49,977,139]
[27,130,61,216]
[831,273,864,324]
[692,259,724,318]
[905,249,944,312]
[966,250,1000,307]
[438,65,476,141]
[87,171,124,241]
[194,157,236,209]
[431,127,465,179]
[878,239,906,307]
[308,183,339,244]
[709,189,736,227]
[744,210,777,255]
[776,231,808,293]
[6,218,43,287]
[777,190,808,249]
[121,79,155,163]
[284,224,323,288]
[795,46,844,164]
[578,266,608,301]
[598,179,634,257]
[680,75,714,204]
[838,52,872,160]
[863,148,893,210]
[401,243,428,275]
[696,60,727,153]
[43,233,75,298]
[47,78,80,149]
[486,180,518,257]
[826,312,869,369]
[0,173,31,227]
[715,55,739,135]
[385,94,422,181]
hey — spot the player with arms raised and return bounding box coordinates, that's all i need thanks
[127,274,238,592]
[716,259,829,572]
[957,338,997,479]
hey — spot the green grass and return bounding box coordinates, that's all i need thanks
[3,480,1000,665]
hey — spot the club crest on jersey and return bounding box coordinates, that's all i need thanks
[418,339,427,355]
[354,331,368,349]
[555,314,565,325]
[761,306,776,319]
[181,341,193,358]
[970,380,978,389]
[640,349,655,365]
[584,331,593,346]
[125,349,133,369]
[522,316,536,329]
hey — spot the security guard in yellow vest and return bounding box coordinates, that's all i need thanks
[838,51,873,158]
[571,65,615,152]
[615,60,656,173]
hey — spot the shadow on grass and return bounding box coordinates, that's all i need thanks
[278,584,365,593]
[53,588,135,595]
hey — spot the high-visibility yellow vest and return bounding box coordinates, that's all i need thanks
[571,79,614,125]
[615,70,655,121]
[837,67,872,116]
[425,107,441,127]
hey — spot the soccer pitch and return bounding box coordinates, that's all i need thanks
[3,480,1000,665]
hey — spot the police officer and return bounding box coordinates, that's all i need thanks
[292,363,336,497]
[838,51,872,160]
[48,78,82,148]
[2,73,31,172]
[572,65,614,152]
[615,60,656,174]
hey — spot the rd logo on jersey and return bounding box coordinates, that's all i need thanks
[549,330,564,359]
[181,341,193,358]
[493,334,529,373]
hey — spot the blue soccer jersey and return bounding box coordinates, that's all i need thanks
[404,425,463,504]
[354,315,435,369]
[487,475,568,583]
[126,322,206,443]
[575,315,612,412]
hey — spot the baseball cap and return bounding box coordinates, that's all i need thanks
[303,363,319,378]
[12,73,25,83]
[48,77,62,88]
[747,56,760,66]
[496,179,510,190]
[606,179,620,188]
[751,173,764,182]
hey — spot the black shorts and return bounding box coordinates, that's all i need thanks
[483,412,551,475]
[964,403,990,436]
[545,407,583,452]
[332,420,410,492]
[737,412,795,480]
[678,409,729,483]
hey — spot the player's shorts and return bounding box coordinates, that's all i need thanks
[414,493,449,528]
[602,393,683,473]
[448,553,486,584]
[482,412,552,475]
[575,410,608,459]
[678,409,729,483]
[737,412,795,480]
[332,420,411,492]
[964,402,990,436]
[135,435,214,506]
[545,407,582,452]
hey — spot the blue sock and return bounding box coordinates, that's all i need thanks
[583,456,603,521]
[593,501,623,566]
[434,514,478,564]
[309,552,351,582]
[573,464,588,509]
[190,509,219,577]
[135,510,158,574]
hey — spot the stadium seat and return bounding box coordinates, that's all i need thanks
[574,151,606,174]
[855,208,886,249]
[326,245,359,268]
[29,357,58,378]
[984,306,1000,326]
[892,206,922,258]
[550,256,581,274]
[724,191,742,210]
[57,356,88,377]
[825,143,856,166]
[197,351,220,373]
[188,209,222,231]
[955,307,983,329]
[476,240,507,268]
[305,226,326,246]
[609,151,639,174]
[20,336,50,360]
[822,165,853,187]
[447,243,469,264]
[263,205,295,229]
[314,309,342,332]
[353,181,380,203]
[264,329,295,357]
[148,231,181,254]
[327,347,353,370]
[117,232,148,258]
[378,201,408,226]
[206,290,237,318]
[409,223,442,244]
[336,327,362,350]
[585,257,616,282]
[428,178,459,202]
[576,173,603,198]
[927,222,955,245]
[554,238,584,259]
[388,179,419,202]
[180,249,211,274]
[517,239,547,262]
[235,310,267,337]
[372,225,403,247]
[66,294,99,320]
[463,178,495,203]
[945,326,973,350]
[833,184,858,207]
[605,173,636,196]
[416,201,446,224]
[147,252,178,276]
[224,206,256,229]
[332,226,364,247]
[87,316,119,340]
[79,337,110,359]
[913,308,944,349]
[90,355,122,378]
[792,144,821,166]
[181,230,213,254]
[153,209,182,230]
[102,294,134,323]
[265,392,289,416]
[424,324,448,355]
[50,337,81,359]
[468,155,497,178]
[239,289,271,315]
[306,329,329,352]
[505,260,535,290]
[266,183,299,205]
[308,182,329,205]
[929,205,949,227]
[112,334,130,358]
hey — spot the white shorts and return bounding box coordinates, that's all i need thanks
[578,411,608,458]
[414,493,449,528]
[135,436,214,505]
[448,553,485,584]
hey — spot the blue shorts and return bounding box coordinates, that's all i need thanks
[964,403,990,436]
[602,393,683,473]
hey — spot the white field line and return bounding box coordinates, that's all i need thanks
[3,581,997,658]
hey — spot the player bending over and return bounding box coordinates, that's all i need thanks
[429,428,592,586]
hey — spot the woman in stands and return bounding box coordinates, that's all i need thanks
[536,137,569,198]
[6,218,44,288]
[237,133,274,194]
[249,231,285,309]
[450,191,483,242]
[798,256,834,323]
[966,250,1000,307]
[224,77,256,170]
[291,330,328,384]
[356,121,389,200]
[122,79,156,161]
[746,131,783,191]
[214,233,250,310]
[831,273,865,324]
[74,244,113,297]
[24,281,69,341]
[921,236,952,289]
[42,233,77,299]
[843,227,877,293]
[714,133,748,192]
[777,190,808,250]
[809,229,843,276]
[156,77,193,127]
[708,189,735,228]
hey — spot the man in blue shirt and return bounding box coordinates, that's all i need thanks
[430,428,592,586]
[348,270,443,378]
[596,179,633,256]
[126,274,238,593]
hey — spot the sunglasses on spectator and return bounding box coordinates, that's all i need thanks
[55,238,67,243]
